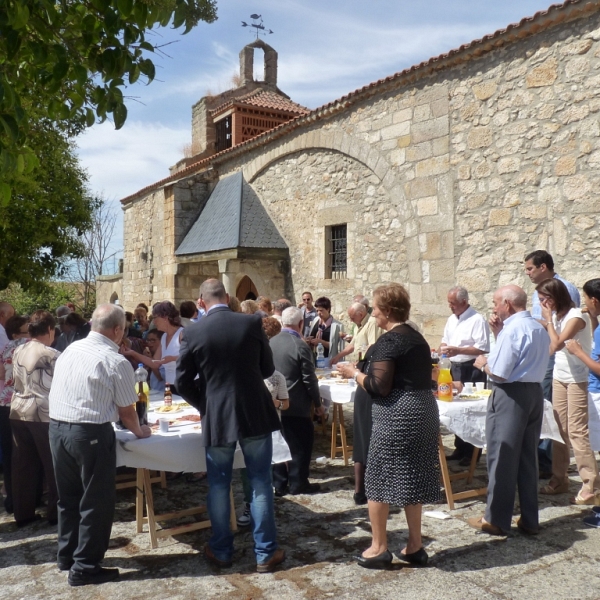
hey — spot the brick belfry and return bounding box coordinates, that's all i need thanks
[185,39,308,166]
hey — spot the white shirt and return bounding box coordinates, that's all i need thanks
[0,323,9,353]
[161,326,184,385]
[442,305,490,363]
[49,332,137,423]
[553,308,591,383]
[264,370,289,402]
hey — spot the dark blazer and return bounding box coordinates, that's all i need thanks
[175,306,280,446]
[269,331,321,418]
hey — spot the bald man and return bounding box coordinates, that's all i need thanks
[468,285,550,536]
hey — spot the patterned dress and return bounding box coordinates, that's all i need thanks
[364,324,440,507]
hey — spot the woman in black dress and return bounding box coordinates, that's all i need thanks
[338,283,440,569]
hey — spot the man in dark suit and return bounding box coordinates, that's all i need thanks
[175,279,284,573]
[270,306,324,496]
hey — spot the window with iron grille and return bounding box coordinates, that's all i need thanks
[215,116,232,152]
[327,224,347,279]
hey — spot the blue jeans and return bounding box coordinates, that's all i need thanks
[206,434,277,564]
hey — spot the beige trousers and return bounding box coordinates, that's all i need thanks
[551,380,600,497]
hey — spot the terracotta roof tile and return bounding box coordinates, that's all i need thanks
[210,89,310,116]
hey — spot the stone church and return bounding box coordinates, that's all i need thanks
[98,0,600,343]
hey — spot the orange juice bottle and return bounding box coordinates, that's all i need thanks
[437,354,453,402]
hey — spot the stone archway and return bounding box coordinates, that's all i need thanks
[236,275,259,300]
[109,292,119,305]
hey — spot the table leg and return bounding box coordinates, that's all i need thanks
[330,404,338,460]
[135,468,144,534]
[142,468,159,549]
[466,447,480,484]
[339,405,350,466]
[159,470,167,489]
[229,487,237,532]
[438,434,455,510]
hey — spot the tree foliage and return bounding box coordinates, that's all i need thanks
[0,0,218,203]
[0,119,93,290]
[0,281,76,316]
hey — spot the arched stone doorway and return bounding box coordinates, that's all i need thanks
[236,275,258,301]
[109,292,120,305]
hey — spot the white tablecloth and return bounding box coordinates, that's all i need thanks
[318,380,356,406]
[115,392,291,472]
[438,397,563,448]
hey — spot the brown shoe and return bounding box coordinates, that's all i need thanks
[204,544,233,568]
[539,482,569,495]
[467,517,506,536]
[256,548,286,573]
[570,493,599,506]
[516,518,539,535]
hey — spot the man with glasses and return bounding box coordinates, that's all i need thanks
[300,292,317,338]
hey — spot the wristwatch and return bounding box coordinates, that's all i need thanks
[278,400,284,409]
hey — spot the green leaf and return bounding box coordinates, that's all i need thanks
[139,58,155,82]
[72,65,88,86]
[0,114,19,142]
[53,60,70,82]
[117,0,133,18]
[139,41,154,52]
[113,102,127,129]
[128,64,140,84]
[85,108,95,127]
[0,183,11,207]
[133,2,148,29]
[16,153,24,174]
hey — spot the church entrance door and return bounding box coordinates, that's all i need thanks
[236,275,258,300]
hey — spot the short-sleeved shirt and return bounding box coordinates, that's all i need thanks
[49,331,137,424]
[553,308,591,384]
[264,370,289,402]
[441,305,490,363]
[531,274,580,320]
[589,324,600,393]
[487,311,550,383]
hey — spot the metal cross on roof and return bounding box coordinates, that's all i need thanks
[241,14,274,39]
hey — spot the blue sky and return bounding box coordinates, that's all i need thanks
[76,0,558,256]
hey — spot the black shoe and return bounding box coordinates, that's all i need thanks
[274,486,288,497]
[58,560,74,572]
[397,547,428,566]
[355,549,393,569]
[446,451,463,461]
[68,567,119,587]
[15,514,42,527]
[290,483,321,495]
[353,492,368,505]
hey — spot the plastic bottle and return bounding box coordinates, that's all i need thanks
[431,349,439,365]
[316,343,326,369]
[135,363,148,425]
[437,354,453,402]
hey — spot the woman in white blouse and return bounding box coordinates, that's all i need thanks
[537,278,600,504]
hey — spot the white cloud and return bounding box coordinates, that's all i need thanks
[76,120,189,201]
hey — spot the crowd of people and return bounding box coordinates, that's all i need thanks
[0,247,599,583]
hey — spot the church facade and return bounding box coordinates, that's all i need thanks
[99,0,600,343]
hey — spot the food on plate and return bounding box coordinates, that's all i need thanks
[155,405,182,414]
[335,379,349,384]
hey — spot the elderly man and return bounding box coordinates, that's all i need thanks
[524,250,580,477]
[270,306,324,495]
[48,304,151,587]
[0,302,15,351]
[272,298,292,324]
[440,286,490,465]
[468,285,549,536]
[176,279,284,573]
[331,302,383,365]
[353,294,373,315]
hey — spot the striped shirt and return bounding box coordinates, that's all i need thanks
[49,331,137,423]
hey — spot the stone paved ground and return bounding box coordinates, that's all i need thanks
[1,407,600,600]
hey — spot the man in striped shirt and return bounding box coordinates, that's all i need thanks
[49,304,151,587]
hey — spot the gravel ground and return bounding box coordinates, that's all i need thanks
[1,406,599,600]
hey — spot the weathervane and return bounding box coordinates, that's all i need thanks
[241,14,274,39]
